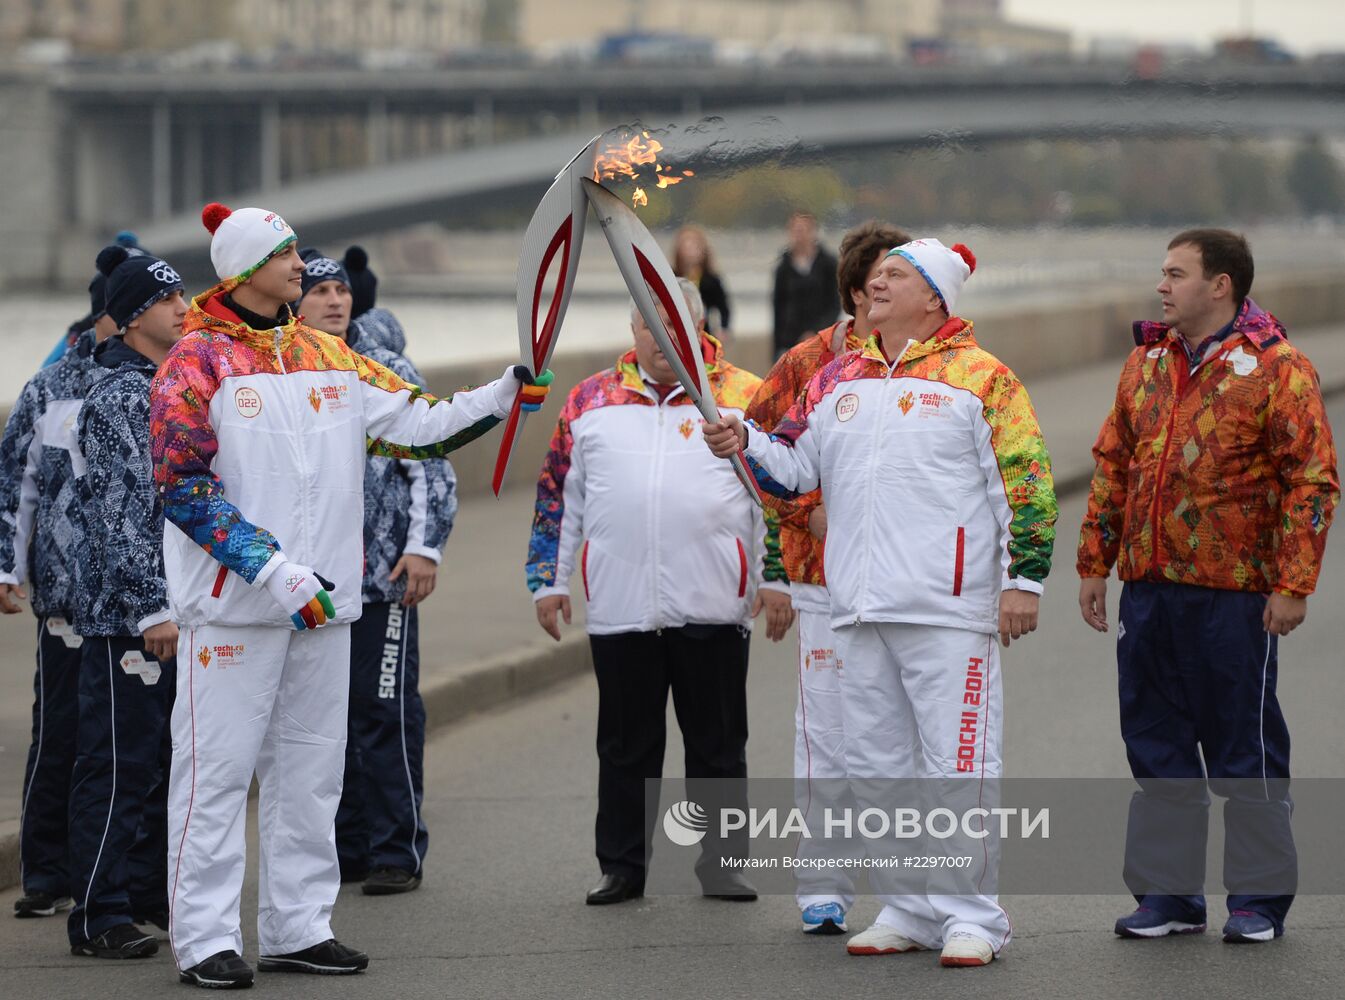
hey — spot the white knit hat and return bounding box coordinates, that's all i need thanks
[886,238,977,315]
[201,202,297,282]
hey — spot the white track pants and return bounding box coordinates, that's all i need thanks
[792,584,858,912]
[842,621,1011,952]
[167,623,351,970]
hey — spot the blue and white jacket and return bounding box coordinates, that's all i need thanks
[351,307,408,356]
[349,324,456,605]
[0,329,108,617]
[71,336,170,637]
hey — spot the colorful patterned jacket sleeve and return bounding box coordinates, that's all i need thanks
[0,376,42,583]
[1266,352,1339,596]
[78,373,169,632]
[1076,354,1140,578]
[526,386,584,596]
[150,346,283,583]
[744,347,821,530]
[976,366,1057,587]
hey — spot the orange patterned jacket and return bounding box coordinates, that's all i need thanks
[1077,298,1339,597]
[744,320,864,587]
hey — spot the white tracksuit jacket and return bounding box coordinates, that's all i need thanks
[742,322,1058,634]
[150,285,516,625]
[527,340,788,634]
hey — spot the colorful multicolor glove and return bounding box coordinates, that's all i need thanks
[264,560,336,630]
[506,365,555,413]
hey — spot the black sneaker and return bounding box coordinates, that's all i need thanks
[179,950,255,989]
[71,922,159,959]
[14,892,73,918]
[257,939,368,975]
[362,866,422,896]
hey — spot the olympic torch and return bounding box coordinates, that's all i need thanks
[581,177,762,506]
[491,136,600,497]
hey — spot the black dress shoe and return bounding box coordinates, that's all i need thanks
[585,873,644,905]
[700,871,758,901]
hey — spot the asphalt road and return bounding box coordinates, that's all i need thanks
[1,398,1343,998]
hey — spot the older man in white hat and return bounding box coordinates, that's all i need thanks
[704,238,1057,967]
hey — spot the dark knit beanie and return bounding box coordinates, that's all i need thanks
[298,246,352,299]
[343,245,377,319]
[97,246,184,329]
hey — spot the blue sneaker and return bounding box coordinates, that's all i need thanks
[1114,906,1206,938]
[801,902,847,935]
[1222,910,1280,943]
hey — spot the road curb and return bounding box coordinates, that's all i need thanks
[4,376,1343,894]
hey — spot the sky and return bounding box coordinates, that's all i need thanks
[1004,0,1345,56]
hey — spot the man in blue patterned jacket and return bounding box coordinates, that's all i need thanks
[65,245,187,960]
[296,249,456,897]
[0,258,123,920]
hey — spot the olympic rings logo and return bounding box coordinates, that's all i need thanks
[306,258,342,277]
[147,260,181,284]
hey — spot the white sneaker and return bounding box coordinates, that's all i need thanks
[940,930,995,967]
[846,923,923,956]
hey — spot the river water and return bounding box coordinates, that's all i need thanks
[3,223,1341,406]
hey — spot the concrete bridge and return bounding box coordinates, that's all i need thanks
[2,62,1343,285]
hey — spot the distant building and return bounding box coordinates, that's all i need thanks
[0,0,486,54]
[940,0,1071,62]
[517,0,941,59]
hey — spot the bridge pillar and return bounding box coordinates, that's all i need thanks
[578,94,599,132]
[472,94,494,146]
[259,100,281,191]
[367,96,389,165]
[181,120,204,212]
[151,101,172,219]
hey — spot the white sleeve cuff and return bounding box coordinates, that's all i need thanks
[252,551,287,588]
[136,609,173,633]
[758,580,791,596]
[0,571,19,587]
[1003,577,1044,596]
[532,583,570,603]
[401,544,443,565]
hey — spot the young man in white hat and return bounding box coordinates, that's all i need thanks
[704,238,1057,967]
[150,203,552,989]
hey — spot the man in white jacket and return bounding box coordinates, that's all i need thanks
[150,203,551,989]
[527,280,792,905]
[704,240,1057,967]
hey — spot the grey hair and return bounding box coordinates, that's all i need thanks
[629,277,706,332]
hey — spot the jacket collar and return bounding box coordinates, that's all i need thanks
[860,316,974,367]
[615,332,725,396]
[93,334,158,374]
[1132,297,1286,352]
[183,279,302,351]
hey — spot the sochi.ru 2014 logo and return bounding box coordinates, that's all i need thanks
[662,800,709,846]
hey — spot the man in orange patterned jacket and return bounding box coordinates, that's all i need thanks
[744,220,908,938]
[1078,228,1339,946]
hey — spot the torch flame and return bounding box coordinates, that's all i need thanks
[592,130,694,209]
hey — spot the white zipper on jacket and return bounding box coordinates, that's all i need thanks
[853,339,916,626]
[272,327,288,375]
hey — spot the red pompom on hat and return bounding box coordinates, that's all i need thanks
[202,202,233,235]
[951,243,977,274]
